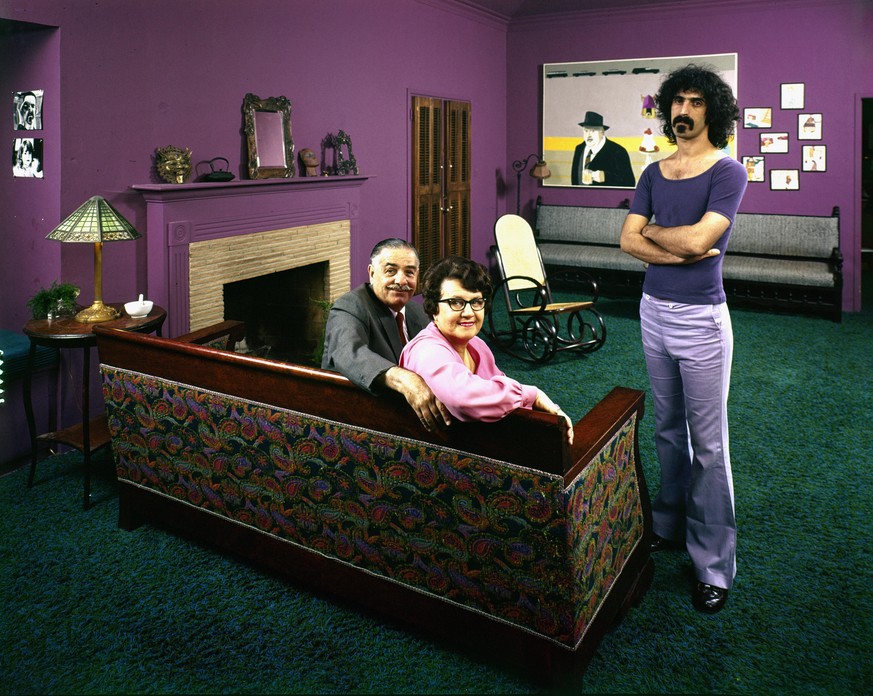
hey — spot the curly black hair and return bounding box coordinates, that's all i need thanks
[655,63,739,149]
[420,256,493,317]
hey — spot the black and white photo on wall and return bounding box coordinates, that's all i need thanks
[12,138,43,178]
[13,90,44,130]
[541,53,738,188]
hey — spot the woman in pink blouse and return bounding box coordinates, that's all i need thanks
[399,256,573,444]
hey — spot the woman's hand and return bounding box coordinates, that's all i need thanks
[534,390,574,446]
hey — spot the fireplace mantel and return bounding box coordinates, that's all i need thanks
[132,175,368,336]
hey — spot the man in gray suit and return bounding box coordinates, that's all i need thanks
[321,238,451,431]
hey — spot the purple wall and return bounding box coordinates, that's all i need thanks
[4,0,871,330]
[1,24,61,332]
[1,0,870,431]
[507,0,873,311]
[1,0,509,336]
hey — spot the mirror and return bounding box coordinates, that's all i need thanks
[243,93,295,179]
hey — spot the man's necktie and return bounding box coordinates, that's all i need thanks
[584,149,593,169]
[395,311,407,346]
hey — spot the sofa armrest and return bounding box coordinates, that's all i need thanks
[175,320,246,351]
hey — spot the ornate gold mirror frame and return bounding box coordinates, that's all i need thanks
[243,93,295,179]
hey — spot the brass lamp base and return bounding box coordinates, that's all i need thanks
[75,301,119,323]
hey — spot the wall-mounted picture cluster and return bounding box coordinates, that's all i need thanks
[541,52,738,189]
[12,90,44,178]
[742,81,825,190]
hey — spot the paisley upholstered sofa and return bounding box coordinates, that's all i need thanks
[94,323,652,682]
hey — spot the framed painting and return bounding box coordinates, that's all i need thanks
[743,107,772,129]
[802,145,826,172]
[760,132,789,154]
[798,113,822,140]
[742,155,765,182]
[541,52,738,189]
[770,169,799,190]
[780,82,804,109]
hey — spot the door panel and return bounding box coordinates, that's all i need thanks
[412,96,471,273]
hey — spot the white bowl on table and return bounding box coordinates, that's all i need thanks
[124,299,153,318]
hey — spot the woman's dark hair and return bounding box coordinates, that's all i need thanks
[655,63,739,149]
[421,255,493,316]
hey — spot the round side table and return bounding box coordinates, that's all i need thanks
[22,304,167,510]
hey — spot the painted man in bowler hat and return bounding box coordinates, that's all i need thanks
[571,111,636,187]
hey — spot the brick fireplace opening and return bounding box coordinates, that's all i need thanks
[187,220,350,363]
[224,262,328,363]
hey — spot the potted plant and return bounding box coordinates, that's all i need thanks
[26,281,80,320]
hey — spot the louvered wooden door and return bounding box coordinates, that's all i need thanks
[412,96,471,275]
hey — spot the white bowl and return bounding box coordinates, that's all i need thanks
[124,299,153,318]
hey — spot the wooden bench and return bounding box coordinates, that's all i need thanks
[94,323,653,683]
[534,197,843,321]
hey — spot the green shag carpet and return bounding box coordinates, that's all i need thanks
[2,297,871,695]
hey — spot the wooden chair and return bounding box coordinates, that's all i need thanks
[487,214,606,363]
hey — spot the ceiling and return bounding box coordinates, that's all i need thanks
[463,0,671,20]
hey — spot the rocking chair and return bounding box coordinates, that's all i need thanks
[487,214,606,363]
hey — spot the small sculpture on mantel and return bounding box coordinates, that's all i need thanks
[299,148,319,176]
[155,145,192,184]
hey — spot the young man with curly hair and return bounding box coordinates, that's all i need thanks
[620,64,748,614]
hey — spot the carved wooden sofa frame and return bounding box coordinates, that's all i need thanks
[94,322,653,682]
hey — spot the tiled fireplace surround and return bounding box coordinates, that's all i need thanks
[133,176,367,339]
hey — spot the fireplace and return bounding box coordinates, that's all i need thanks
[187,219,349,364]
[223,262,328,363]
[133,176,367,339]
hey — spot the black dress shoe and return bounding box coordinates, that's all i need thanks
[650,534,683,552]
[693,582,729,614]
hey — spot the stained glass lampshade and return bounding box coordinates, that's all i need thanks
[45,196,141,323]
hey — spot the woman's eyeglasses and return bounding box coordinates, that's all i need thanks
[438,297,487,312]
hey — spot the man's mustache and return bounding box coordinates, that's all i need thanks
[673,115,694,131]
[387,284,413,292]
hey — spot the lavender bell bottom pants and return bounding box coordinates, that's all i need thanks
[640,293,737,590]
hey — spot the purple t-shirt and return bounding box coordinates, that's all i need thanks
[630,156,748,304]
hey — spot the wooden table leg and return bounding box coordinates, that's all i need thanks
[24,341,38,488]
[81,344,91,510]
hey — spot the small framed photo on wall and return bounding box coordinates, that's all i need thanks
[742,156,765,182]
[770,168,799,190]
[798,113,822,140]
[13,89,44,130]
[12,137,44,178]
[802,145,826,172]
[780,82,805,109]
[743,108,772,129]
[760,132,789,154]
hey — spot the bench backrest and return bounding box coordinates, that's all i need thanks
[729,210,839,258]
[94,327,571,475]
[535,203,628,246]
